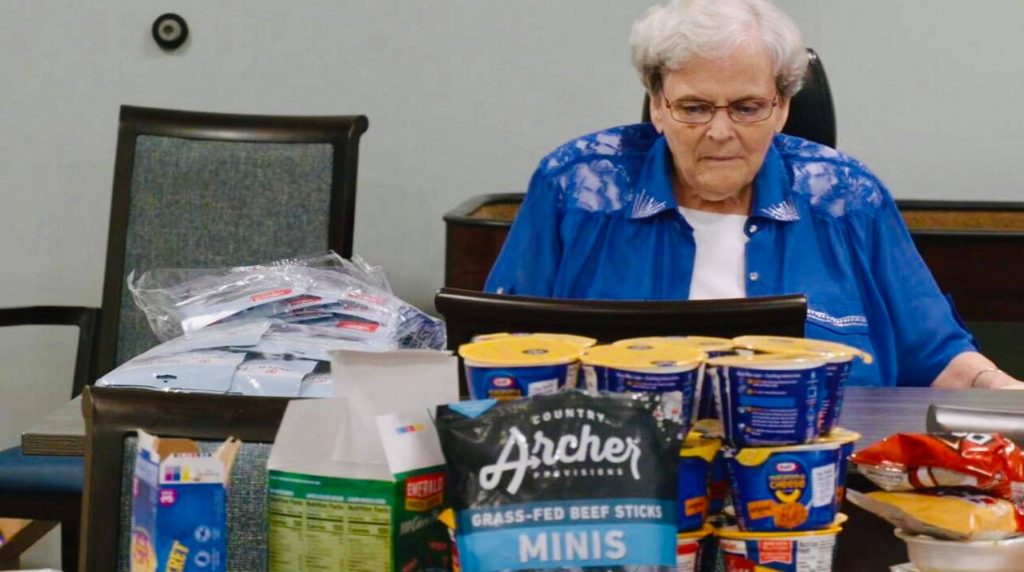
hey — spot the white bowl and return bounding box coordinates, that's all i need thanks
[896,529,1024,572]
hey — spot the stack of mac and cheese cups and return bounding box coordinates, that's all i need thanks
[703,336,869,572]
[593,337,728,571]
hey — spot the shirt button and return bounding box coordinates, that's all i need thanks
[748,224,758,233]
[749,272,760,281]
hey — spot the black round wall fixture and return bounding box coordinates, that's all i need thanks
[152,13,189,51]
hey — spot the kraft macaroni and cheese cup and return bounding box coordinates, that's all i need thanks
[717,515,846,572]
[581,342,706,425]
[459,337,580,400]
[677,523,717,572]
[708,444,730,517]
[817,428,861,509]
[732,336,873,435]
[690,420,731,516]
[678,432,721,532]
[724,441,844,533]
[613,335,733,355]
[616,336,735,422]
[708,354,827,448]
[438,508,461,572]
[471,331,597,349]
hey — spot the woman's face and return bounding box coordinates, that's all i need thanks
[650,41,790,205]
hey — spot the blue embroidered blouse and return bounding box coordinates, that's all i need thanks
[484,123,976,387]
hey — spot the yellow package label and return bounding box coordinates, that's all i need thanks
[685,496,708,517]
[747,499,777,521]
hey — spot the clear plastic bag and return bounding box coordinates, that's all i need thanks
[127,251,444,351]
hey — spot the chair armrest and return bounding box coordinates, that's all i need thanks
[0,306,102,397]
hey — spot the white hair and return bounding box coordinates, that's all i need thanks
[630,0,809,98]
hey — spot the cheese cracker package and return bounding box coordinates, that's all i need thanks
[847,489,1021,541]
[435,391,684,571]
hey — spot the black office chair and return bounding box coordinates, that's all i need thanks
[80,386,290,572]
[434,287,807,396]
[642,47,836,148]
[0,106,368,570]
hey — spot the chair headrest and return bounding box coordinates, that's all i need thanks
[641,48,836,148]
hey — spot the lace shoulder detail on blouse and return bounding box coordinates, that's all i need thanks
[775,134,887,218]
[537,124,659,214]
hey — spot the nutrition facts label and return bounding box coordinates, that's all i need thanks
[268,472,393,572]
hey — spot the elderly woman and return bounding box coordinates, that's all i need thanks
[485,0,1020,389]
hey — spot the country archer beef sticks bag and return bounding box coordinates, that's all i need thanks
[436,391,684,571]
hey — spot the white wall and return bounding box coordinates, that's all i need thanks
[0,0,654,449]
[777,0,1024,203]
[2,1,1024,451]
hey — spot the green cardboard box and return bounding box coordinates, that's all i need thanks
[267,350,458,571]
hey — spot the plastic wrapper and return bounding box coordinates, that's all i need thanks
[848,489,1021,541]
[435,390,684,571]
[238,323,390,361]
[127,252,444,351]
[850,433,1024,505]
[228,358,319,397]
[97,350,246,393]
[135,319,272,359]
[298,372,334,398]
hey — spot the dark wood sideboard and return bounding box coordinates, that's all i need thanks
[444,195,1024,376]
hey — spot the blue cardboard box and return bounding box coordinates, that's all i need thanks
[131,430,240,572]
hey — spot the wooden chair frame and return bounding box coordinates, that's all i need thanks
[79,386,291,571]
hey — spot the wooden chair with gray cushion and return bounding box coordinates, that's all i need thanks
[101,105,369,371]
[80,386,291,572]
[0,105,367,570]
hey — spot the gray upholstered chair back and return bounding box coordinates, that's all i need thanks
[116,438,273,572]
[97,106,369,372]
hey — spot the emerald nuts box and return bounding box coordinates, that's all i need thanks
[267,350,458,572]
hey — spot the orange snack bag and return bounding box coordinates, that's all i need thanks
[850,433,1024,505]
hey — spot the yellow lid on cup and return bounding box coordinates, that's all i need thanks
[615,335,733,354]
[459,337,581,366]
[581,342,706,370]
[716,514,848,540]
[705,353,826,369]
[678,522,715,541]
[731,335,874,364]
[471,332,597,349]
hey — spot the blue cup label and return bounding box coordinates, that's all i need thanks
[465,363,575,401]
[725,448,840,532]
[713,365,825,448]
[676,456,710,532]
[819,360,852,433]
[589,366,700,426]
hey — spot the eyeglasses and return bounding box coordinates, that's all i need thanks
[662,94,778,125]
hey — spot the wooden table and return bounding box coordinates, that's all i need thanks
[21,386,1024,570]
[26,387,1024,457]
[21,396,84,457]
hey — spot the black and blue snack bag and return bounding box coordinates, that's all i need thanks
[435,391,683,571]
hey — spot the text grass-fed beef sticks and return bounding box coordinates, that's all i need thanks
[436,391,684,571]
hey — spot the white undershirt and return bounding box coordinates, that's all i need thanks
[678,207,750,300]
